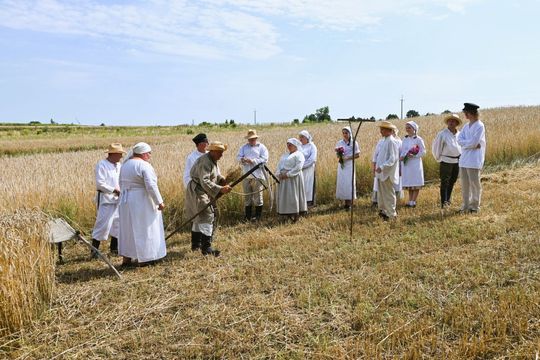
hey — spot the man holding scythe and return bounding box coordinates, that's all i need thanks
[184,141,231,256]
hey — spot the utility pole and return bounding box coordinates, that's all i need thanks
[254,109,257,125]
[400,95,404,120]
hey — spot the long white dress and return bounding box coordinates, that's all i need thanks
[335,139,360,200]
[300,142,317,203]
[276,151,307,215]
[118,159,166,262]
[400,136,426,188]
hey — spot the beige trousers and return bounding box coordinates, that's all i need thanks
[460,167,482,211]
[377,177,397,218]
[243,178,264,206]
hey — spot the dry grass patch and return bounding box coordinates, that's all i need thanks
[1,162,540,358]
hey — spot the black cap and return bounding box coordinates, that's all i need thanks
[192,133,208,144]
[463,103,480,112]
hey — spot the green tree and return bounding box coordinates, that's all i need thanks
[386,114,399,120]
[406,110,420,118]
[441,110,452,115]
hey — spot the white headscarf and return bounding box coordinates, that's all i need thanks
[405,121,419,135]
[127,142,152,159]
[342,126,353,145]
[298,130,312,143]
[287,138,302,150]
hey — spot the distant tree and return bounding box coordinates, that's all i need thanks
[441,110,452,115]
[425,112,436,116]
[186,129,194,135]
[406,110,420,118]
[292,118,300,124]
[302,106,332,123]
[370,116,376,121]
[100,123,106,126]
[386,114,399,120]
[50,118,56,125]
[199,121,212,127]
[28,121,41,125]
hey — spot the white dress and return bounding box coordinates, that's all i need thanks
[118,159,166,262]
[400,136,426,188]
[92,159,121,241]
[335,139,360,200]
[276,151,307,214]
[300,142,317,203]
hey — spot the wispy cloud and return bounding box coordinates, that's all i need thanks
[0,0,478,59]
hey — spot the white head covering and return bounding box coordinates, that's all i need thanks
[127,142,152,159]
[342,126,353,145]
[298,130,312,143]
[405,121,419,135]
[287,138,302,150]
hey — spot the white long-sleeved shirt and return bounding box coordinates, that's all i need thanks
[300,142,317,169]
[183,150,206,187]
[95,159,121,204]
[375,136,400,184]
[458,120,486,169]
[277,151,305,178]
[432,128,461,164]
[236,142,269,179]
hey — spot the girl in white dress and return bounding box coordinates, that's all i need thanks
[400,121,426,208]
[298,130,317,206]
[335,126,360,210]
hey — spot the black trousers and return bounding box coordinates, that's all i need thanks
[440,161,459,206]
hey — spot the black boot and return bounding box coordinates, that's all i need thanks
[244,206,252,221]
[191,231,202,251]
[90,239,100,259]
[110,236,118,255]
[201,234,220,257]
[254,206,263,221]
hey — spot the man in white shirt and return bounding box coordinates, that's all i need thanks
[432,114,462,208]
[91,143,125,258]
[457,102,486,213]
[375,121,400,221]
[183,133,209,188]
[236,129,269,221]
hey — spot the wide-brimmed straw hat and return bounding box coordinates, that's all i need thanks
[104,143,126,154]
[245,129,259,139]
[378,121,397,130]
[207,141,228,152]
[444,114,462,126]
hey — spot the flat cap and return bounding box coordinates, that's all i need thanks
[463,102,480,112]
[192,133,208,144]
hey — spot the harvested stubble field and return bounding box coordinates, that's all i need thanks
[1,105,540,358]
[2,161,540,358]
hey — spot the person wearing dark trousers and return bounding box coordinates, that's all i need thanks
[432,114,462,208]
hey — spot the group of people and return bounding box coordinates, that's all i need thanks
[365,102,486,221]
[89,102,486,265]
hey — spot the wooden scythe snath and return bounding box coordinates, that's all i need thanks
[338,116,376,240]
[165,162,279,241]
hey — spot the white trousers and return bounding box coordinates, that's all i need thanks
[460,167,482,211]
[91,203,119,241]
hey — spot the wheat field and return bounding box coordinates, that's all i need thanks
[1,106,540,358]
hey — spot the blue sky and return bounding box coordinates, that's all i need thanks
[1,0,539,125]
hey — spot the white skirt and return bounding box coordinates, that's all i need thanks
[303,165,316,202]
[336,160,356,200]
[277,174,307,214]
[91,203,119,241]
[118,188,166,262]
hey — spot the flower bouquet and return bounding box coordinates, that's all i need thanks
[403,144,420,165]
[335,146,345,168]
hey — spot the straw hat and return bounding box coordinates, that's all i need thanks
[104,143,126,154]
[245,129,259,139]
[444,114,462,126]
[378,121,397,130]
[207,141,228,152]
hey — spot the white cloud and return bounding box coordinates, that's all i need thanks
[0,0,478,59]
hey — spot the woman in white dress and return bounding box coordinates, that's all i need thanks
[298,130,318,206]
[335,126,360,210]
[276,138,307,222]
[400,121,426,208]
[118,142,166,267]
